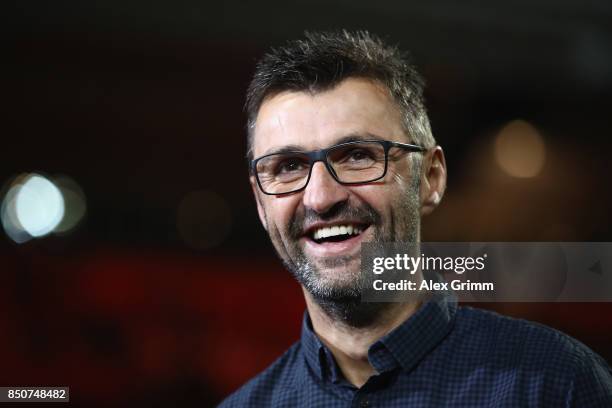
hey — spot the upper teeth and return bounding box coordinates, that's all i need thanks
[313,224,363,240]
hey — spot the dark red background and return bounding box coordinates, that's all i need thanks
[3,1,612,406]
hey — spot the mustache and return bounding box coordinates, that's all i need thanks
[288,201,381,239]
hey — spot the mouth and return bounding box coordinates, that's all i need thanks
[302,222,371,257]
[310,223,367,244]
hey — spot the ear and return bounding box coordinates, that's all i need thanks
[419,146,447,216]
[250,176,268,231]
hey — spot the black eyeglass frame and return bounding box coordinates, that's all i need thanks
[250,140,427,195]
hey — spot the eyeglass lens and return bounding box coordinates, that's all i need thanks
[255,142,387,194]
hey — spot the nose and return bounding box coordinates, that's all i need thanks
[302,162,349,214]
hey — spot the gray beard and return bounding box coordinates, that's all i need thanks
[275,186,421,328]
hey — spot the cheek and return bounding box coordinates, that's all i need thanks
[387,161,421,201]
[387,159,414,183]
[350,185,392,219]
[266,196,301,232]
[351,178,409,209]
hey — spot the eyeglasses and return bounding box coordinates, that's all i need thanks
[251,140,427,195]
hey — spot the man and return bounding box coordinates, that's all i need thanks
[220,30,612,407]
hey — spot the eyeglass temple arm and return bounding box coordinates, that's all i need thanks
[387,141,428,152]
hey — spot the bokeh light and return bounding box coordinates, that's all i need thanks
[1,173,65,242]
[1,177,31,243]
[0,173,86,243]
[494,120,546,178]
[54,175,87,234]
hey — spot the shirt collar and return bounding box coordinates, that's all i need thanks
[300,287,457,381]
[371,290,457,373]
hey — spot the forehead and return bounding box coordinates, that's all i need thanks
[252,77,406,157]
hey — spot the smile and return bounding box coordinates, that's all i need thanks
[311,224,365,243]
[301,221,372,258]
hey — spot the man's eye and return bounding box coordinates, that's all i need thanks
[347,149,373,161]
[277,160,305,174]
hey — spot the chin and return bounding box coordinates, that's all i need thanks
[308,270,364,298]
[314,264,360,284]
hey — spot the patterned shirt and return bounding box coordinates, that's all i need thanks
[219,291,612,407]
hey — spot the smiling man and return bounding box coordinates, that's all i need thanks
[219,31,612,407]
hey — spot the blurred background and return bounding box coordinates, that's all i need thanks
[2,0,612,406]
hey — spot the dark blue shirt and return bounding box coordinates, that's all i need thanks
[219,292,612,407]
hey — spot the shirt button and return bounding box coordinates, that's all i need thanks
[359,399,369,407]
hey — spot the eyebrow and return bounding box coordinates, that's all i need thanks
[261,132,386,156]
[334,133,385,145]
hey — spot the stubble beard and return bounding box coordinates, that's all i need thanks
[269,184,421,328]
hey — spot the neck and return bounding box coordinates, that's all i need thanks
[303,288,421,388]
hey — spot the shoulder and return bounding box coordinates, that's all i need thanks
[453,306,612,404]
[454,306,605,365]
[217,341,303,408]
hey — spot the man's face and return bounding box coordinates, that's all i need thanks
[250,77,423,300]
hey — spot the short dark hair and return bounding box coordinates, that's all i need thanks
[245,30,435,159]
